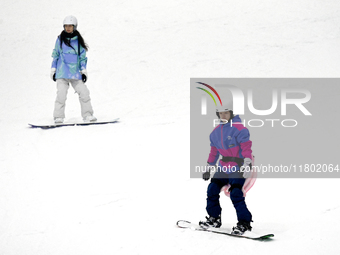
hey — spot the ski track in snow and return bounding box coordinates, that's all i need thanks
[1,0,340,254]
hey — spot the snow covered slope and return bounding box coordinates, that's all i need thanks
[1,0,340,254]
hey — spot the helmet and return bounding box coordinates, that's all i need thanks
[216,103,234,119]
[63,15,78,30]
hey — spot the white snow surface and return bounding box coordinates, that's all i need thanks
[1,0,340,254]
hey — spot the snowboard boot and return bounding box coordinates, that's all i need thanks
[54,117,64,124]
[231,221,252,235]
[199,215,222,229]
[83,115,97,122]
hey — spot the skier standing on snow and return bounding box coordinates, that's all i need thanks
[50,15,96,123]
[200,104,253,235]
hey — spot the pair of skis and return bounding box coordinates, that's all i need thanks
[177,220,274,241]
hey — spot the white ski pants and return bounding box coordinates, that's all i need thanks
[53,79,94,119]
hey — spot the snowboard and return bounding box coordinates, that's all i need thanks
[28,118,120,129]
[177,220,274,241]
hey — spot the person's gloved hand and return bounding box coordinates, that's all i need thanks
[81,69,87,83]
[203,164,215,181]
[50,68,56,81]
[241,158,252,178]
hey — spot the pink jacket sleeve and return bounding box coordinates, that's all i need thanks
[207,146,220,165]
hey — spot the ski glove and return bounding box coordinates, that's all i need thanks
[81,69,87,83]
[50,68,56,82]
[241,158,252,178]
[203,164,215,181]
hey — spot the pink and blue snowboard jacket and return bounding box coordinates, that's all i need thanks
[51,36,87,80]
[207,115,252,174]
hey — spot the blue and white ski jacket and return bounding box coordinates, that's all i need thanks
[51,36,87,80]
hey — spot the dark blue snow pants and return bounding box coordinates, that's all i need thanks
[206,171,252,223]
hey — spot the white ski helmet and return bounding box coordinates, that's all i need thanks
[63,15,78,30]
[216,102,233,118]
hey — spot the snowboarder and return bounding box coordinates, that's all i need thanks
[200,104,253,235]
[50,15,96,123]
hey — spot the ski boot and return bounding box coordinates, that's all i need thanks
[231,221,252,235]
[199,215,222,229]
